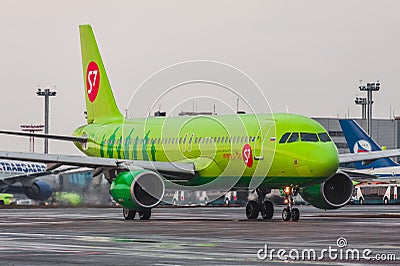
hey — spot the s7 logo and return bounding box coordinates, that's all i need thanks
[86,61,100,102]
[87,70,98,94]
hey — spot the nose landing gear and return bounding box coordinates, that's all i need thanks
[282,185,300,222]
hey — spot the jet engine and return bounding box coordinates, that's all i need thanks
[25,180,53,201]
[110,169,165,210]
[300,172,353,209]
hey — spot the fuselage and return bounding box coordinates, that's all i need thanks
[0,160,46,179]
[73,113,339,189]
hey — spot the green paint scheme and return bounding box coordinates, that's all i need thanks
[124,128,135,159]
[106,127,119,158]
[133,136,139,160]
[109,170,146,210]
[116,135,122,159]
[150,139,156,161]
[142,131,150,161]
[99,135,106,157]
[75,25,341,209]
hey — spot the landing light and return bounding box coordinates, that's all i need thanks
[284,198,289,204]
[284,186,291,195]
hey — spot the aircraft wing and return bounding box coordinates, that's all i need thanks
[339,149,400,164]
[0,150,196,180]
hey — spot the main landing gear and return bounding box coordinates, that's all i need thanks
[123,207,151,220]
[281,185,300,222]
[245,188,274,220]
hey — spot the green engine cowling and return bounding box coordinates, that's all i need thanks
[110,169,165,210]
[300,172,353,209]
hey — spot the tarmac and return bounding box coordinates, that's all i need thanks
[0,205,399,265]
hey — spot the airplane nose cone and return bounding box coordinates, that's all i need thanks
[308,145,339,178]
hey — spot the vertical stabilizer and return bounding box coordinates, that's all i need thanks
[339,119,398,168]
[79,25,123,123]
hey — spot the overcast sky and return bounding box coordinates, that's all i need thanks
[1,1,400,155]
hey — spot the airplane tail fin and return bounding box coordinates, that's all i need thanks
[339,119,398,168]
[79,25,123,123]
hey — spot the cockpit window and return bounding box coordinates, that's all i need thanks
[287,132,299,143]
[279,132,291,143]
[300,133,319,142]
[318,132,332,142]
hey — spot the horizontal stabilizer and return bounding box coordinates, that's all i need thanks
[0,130,87,143]
[339,149,400,164]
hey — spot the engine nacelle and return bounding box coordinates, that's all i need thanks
[25,180,53,201]
[300,172,353,209]
[110,169,165,210]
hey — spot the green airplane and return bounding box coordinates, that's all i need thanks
[1,25,398,221]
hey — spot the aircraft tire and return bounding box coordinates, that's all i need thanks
[261,200,274,220]
[123,208,136,220]
[139,209,151,220]
[282,207,291,221]
[246,201,260,219]
[291,208,300,222]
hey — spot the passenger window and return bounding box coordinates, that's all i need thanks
[300,133,319,142]
[287,132,299,143]
[279,132,291,144]
[318,132,332,142]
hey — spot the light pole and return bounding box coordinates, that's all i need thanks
[36,86,57,153]
[20,124,44,152]
[354,97,367,119]
[359,81,380,135]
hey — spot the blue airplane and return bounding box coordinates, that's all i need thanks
[339,119,400,178]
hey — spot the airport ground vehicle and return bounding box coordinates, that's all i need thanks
[352,183,398,205]
[52,192,83,206]
[16,198,36,205]
[0,193,15,205]
[172,191,208,206]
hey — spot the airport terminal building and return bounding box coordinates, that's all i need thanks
[313,117,400,158]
